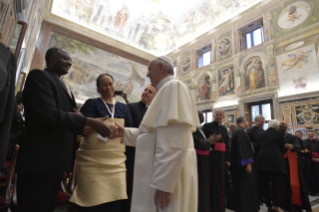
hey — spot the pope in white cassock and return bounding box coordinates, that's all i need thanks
[116,56,200,212]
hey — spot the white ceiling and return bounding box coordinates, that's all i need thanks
[51,0,262,56]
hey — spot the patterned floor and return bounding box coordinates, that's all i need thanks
[225,195,319,212]
[52,195,319,212]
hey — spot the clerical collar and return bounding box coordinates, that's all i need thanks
[156,75,175,90]
[213,120,221,126]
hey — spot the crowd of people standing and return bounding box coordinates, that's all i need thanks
[2,47,319,212]
[195,111,319,212]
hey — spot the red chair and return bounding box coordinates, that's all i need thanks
[0,146,19,212]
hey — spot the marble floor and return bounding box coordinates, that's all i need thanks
[51,195,319,212]
[225,195,319,212]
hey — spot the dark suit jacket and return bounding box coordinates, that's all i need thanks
[16,68,87,174]
[193,128,210,151]
[246,126,264,151]
[127,101,146,128]
[0,42,16,168]
[256,128,286,174]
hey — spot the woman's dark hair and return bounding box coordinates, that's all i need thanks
[96,74,114,87]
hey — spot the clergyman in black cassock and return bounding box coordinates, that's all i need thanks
[202,110,230,212]
[227,117,259,212]
[122,85,156,212]
[295,130,311,190]
[278,122,311,212]
[305,130,319,195]
[246,115,265,203]
[193,110,219,212]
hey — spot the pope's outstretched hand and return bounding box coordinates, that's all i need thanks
[111,122,125,142]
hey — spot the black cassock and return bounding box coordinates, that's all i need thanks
[227,126,259,212]
[122,101,147,212]
[280,133,311,212]
[193,128,211,212]
[202,121,230,212]
[305,138,319,195]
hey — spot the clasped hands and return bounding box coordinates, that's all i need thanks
[72,107,125,139]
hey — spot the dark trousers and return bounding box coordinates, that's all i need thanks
[77,200,121,212]
[259,171,282,207]
[17,172,64,212]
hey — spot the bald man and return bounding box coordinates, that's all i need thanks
[122,85,156,212]
[202,109,230,212]
[116,56,199,212]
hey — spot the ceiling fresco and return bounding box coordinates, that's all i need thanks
[51,0,262,55]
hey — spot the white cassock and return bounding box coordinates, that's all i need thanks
[124,76,200,212]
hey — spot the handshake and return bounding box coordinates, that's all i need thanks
[84,116,124,139]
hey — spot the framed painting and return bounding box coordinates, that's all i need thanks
[10,21,27,57]
[15,72,26,94]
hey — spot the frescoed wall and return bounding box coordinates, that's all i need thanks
[194,66,215,102]
[279,99,319,139]
[47,32,150,103]
[172,0,319,117]
[270,0,318,39]
[217,33,233,62]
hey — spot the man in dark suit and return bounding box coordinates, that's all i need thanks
[122,85,156,212]
[0,42,16,171]
[15,48,112,212]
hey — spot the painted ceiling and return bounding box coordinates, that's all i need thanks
[51,0,262,56]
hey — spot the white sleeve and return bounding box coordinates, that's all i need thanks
[124,128,139,147]
[150,123,191,193]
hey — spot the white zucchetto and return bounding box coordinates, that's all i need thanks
[155,56,174,69]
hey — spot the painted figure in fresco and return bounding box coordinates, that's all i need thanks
[66,4,78,17]
[245,58,265,92]
[281,50,311,72]
[181,56,191,72]
[218,38,231,57]
[293,77,307,89]
[184,10,195,23]
[287,6,301,24]
[198,74,210,101]
[146,12,173,35]
[219,68,234,95]
[114,3,130,29]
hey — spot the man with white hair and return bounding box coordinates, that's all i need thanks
[202,109,230,212]
[116,56,200,212]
